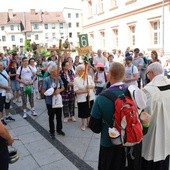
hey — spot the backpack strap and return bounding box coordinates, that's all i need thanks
[99,90,117,102]
[0,72,8,80]
[19,66,23,79]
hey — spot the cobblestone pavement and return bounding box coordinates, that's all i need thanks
[7,98,100,170]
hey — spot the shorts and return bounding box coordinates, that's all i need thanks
[20,87,34,105]
[11,80,20,92]
[0,94,10,112]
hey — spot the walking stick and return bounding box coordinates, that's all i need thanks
[55,39,62,88]
[82,55,90,108]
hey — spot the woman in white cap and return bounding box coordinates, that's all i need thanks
[94,63,107,95]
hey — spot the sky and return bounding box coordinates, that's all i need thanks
[0,0,82,12]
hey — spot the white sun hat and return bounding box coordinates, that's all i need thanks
[44,87,54,96]
[128,85,147,110]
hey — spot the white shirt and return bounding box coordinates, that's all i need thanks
[74,75,95,103]
[17,66,33,87]
[125,64,138,87]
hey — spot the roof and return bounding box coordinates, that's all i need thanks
[0,10,66,32]
[0,12,8,25]
[8,12,23,24]
[42,12,65,23]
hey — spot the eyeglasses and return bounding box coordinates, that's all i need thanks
[146,71,151,75]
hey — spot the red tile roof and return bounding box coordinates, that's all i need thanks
[0,10,66,32]
[42,12,65,23]
[0,12,8,24]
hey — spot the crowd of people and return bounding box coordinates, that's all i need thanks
[0,47,170,170]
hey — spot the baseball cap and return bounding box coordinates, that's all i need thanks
[96,63,104,68]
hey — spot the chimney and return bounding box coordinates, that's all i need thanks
[8,9,13,18]
[30,9,36,15]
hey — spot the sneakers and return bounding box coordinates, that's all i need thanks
[1,119,7,125]
[6,116,15,121]
[32,111,37,116]
[50,133,55,139]
[23,113,27,119]
[57,130,65,136]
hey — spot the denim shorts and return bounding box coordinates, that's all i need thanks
[11,80,20,92]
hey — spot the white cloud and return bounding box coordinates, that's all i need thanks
[0,0,82,12]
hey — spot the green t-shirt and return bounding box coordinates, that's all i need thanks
[91,90,126,147]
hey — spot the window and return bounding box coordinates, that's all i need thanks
[59,23,63,29]
[2,36,6,42]
[76,22,79,27]
[69,32,72,38]
[17,25,20,30]
[1,26,4,31]
[68,23,72,28]
[45,43,48,48]
[10,25,14,31]
[60,32,64,38]
[100,31,105,49]
[11,35,15,41]
[19,38,23,43]
[129,25,136,46]
[45,33,48,39]
[44,24,48,29]
[68,13,71,18]
[77,32,80,37]
[112,29,118,47]
[52,24,55,29]
[52,33,56,38]
[27,34,31,38]
[151,21,160,45]
[88,0,93,17]
[35,34,39,40]
[34,24,39,30]
[76,13,79,18]
[98,0,104,14]
[12,45,16,49]
[110,0,117,8]
[89,33,94,47]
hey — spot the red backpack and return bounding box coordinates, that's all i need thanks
[101,90,143,147]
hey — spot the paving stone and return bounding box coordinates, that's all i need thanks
[25,139,53,154]
[9,143,30,157]
[18,131,44,144]
[9,155,39,170]
[41,157,79,170]
[11,125,36,136]
[84,146,99,162]
[32,148,64,166]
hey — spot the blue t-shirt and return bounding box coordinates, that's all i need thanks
[42,76,64,105]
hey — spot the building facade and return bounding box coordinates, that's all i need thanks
[62,7,82,47]
[0,8,82,53]
[81,0,170,56]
